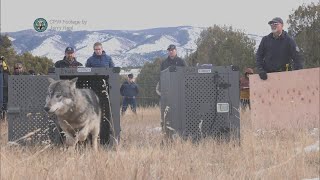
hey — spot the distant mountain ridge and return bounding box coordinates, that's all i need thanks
[6,26,262,67]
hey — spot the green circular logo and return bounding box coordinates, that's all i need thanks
[33,18,48,32]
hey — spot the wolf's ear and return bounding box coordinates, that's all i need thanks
[70,77,78,86]
[48,78,56,84]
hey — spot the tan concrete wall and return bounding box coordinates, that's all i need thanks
[250,68,320,130]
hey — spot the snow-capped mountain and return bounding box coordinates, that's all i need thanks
[6,26,262,67]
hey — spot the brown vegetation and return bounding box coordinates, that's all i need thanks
[0,107,318,179]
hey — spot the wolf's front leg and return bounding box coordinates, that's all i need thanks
[91,135,98,151]
[65,133,78,149]
[91,127,100,151]
[78,126,89,142]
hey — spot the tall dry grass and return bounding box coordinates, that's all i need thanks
[0,107,319,180]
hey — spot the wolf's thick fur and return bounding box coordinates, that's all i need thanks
[44,77,101,150]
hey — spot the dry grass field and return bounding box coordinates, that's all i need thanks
[0,107,319,180]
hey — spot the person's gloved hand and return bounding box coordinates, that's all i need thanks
[259,72,268,80]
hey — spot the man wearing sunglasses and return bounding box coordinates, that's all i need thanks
[159,44,187,130]
[160,44,187,71]
[55,47,83,68]
[256,17,303,80]
[13,63,29,75]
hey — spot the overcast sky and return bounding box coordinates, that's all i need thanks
[0,0,317,35]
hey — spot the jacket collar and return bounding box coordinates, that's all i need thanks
[93,51,107,57]
[167,55,178,60]
[63,56,77,63]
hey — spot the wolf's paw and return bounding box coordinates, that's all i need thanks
[77,133,87,142]
[65,136,78,146]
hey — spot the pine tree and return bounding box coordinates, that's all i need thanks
[187,25,256,73]
[135,58,163,107]
[0,35,54,74]
[287,2,320,68]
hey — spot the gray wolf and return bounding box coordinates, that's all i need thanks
[44,77,101,150]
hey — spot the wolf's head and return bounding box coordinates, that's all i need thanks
[44,77,78,115]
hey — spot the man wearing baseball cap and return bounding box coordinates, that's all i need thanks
[159,44,187,130]
[55,47,83,68]
[256,17,303,80]
[120,73,139,116]
[160,44,187,71]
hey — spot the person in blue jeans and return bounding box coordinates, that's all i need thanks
[85,42,114,68]
[120,74,139,115]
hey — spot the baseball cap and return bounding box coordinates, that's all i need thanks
[65,47,75,53]
[128,73,133,79]
[167,44,176,51]
[245,68,254,74]
[268,17,283,25]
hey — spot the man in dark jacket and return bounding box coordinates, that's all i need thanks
[160,44,187,71]
[85,42,114,68]
[55,47,83,68]
[159,44,186,128]
[120,74,139,115]
[256,17,303,80]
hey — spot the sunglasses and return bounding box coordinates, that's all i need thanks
[270,22,280,26]
[14,67,22,70]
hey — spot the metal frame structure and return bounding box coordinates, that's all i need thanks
[160,66,240,140]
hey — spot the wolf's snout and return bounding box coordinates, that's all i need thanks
[44,107,50,112]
